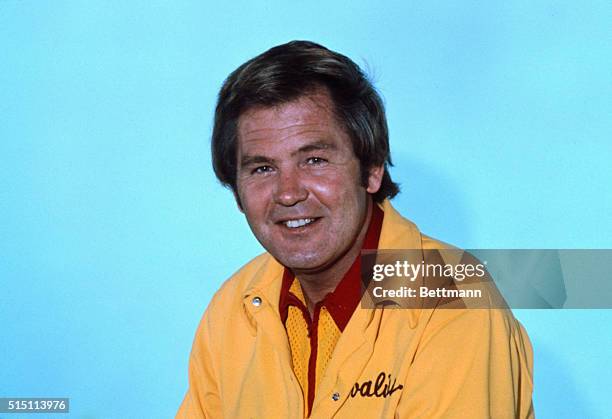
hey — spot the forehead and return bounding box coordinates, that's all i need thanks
[236,90,347,147]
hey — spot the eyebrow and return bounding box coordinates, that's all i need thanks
[240,155,274,168]
[293,140,337,156]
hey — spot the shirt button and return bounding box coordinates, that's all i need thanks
[251,296,262,307]
[332,392,340,401]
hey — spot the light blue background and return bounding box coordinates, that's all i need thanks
[1,1,611,418]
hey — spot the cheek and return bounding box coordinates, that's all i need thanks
[238,184,270,221]
[239,177,273,202]
[308,170,364,203]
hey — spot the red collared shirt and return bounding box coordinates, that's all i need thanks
[279,204,384,416]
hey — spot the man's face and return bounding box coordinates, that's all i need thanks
[235,90,383,274]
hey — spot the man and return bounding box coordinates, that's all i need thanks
[177,41,534,418]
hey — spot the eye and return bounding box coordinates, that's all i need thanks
[251,165,274,175]
[305,157,327,165]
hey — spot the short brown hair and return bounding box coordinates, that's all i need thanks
[211,40,400,203]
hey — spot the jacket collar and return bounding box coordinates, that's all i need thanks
[377,199,422,250]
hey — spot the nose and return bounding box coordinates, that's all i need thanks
[273,167,308,206]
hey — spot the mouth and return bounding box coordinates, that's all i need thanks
[278,217,321,230]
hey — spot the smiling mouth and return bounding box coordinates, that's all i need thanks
[281,218,319,229]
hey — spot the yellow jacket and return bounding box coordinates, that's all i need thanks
[177,201,534,418]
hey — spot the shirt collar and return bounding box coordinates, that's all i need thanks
[279,203,384,331]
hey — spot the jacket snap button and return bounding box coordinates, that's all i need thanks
[251,296,262,307]
[332,392,340,401]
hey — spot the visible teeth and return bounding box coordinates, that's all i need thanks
[284,218,315,228]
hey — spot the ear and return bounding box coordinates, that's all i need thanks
[366,164,384,194]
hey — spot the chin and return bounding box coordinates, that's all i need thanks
[276,252,328,272]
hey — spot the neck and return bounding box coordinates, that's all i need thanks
[294,199,373,316]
